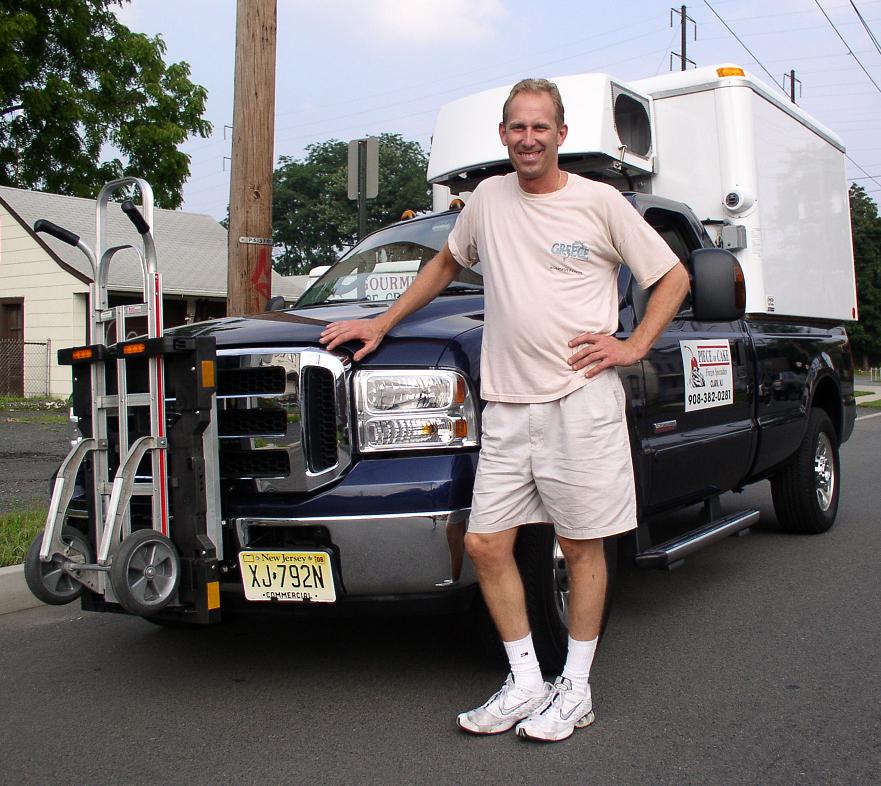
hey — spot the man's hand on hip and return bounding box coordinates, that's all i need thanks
[567,333,643,377]
[320,318,388,361]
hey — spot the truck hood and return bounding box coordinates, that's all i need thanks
[168,296,484,366]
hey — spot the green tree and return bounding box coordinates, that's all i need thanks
[0,0,210,208]
[849,184,881,367]
[272,133,431,276]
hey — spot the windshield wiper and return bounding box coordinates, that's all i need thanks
[441,283,484,295]
[298,297,374,307]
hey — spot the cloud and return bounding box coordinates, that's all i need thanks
[372,0,506,44]
[109,0,141,28]
[286,0,507,46]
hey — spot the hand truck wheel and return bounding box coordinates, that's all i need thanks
[23,525,92,605]
[110,529,180,616]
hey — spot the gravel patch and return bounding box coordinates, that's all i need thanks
[0,412,73,515]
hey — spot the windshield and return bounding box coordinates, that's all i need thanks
[297,212,482,307]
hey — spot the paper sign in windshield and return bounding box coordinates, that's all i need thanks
[680,339,734,412]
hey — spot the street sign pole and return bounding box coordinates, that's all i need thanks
[348,137,379,242]
[358,140,368,242]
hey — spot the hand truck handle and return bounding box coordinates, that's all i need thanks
[121,200,151,236]
[34,219,81,247]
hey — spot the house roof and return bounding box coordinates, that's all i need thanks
[0,185,304,300]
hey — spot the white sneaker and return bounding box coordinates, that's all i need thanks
[456,674,551,735]
[515,677,595,742]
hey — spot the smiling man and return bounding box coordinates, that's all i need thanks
[321,78,689,743]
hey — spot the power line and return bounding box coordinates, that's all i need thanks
[847,153,881,189]
[849,0,881,55]
[702,1,785,89]
[814,0,881,93]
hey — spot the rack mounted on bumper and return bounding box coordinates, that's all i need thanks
[23,178,223,625]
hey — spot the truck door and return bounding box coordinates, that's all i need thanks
[631,205,756,512]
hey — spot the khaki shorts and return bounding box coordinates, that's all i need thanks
[468,370,637,540]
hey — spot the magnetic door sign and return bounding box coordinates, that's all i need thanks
[680,339,734,412]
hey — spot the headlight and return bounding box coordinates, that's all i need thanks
[355,369,479,452]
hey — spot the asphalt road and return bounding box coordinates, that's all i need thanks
[2,415,880,785]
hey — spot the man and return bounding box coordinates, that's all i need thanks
[320,78,689,742]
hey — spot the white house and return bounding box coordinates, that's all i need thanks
[0,186,305,398]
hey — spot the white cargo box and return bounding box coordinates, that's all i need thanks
[427,65,857,322]
[428,74,656,189]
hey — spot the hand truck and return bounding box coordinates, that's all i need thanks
[23,178,223,625]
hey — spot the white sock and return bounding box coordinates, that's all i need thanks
[503,633,544,692]
[561,635,597,696]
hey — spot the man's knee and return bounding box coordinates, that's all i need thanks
[464,530,515,567]
[556,534,604,566]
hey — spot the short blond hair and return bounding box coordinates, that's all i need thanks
[502,78,565,130]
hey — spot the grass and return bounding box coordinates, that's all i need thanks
[0,507,47,568]
[2,413,68,425]
[858,398,881,409]
[0,396,67,412]
[855,390,873,398]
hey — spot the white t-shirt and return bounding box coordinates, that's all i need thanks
[447,173,679,403]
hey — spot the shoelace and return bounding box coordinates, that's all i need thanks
[538,689,563,716]
[481,687,505,709]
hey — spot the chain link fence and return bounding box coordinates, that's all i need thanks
[0,339,51,397]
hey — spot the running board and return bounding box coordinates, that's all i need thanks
[635,509,760,569]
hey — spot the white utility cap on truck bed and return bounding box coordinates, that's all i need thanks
[427,65,857,322]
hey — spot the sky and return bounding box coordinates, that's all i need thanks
[113,0,881,219]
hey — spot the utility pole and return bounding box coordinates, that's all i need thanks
[670,5,696,71]
[227,0,277,316]
[784,69,802,104]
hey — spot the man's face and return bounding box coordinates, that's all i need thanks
[499,91,568,184]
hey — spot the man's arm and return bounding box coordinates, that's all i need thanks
[320,243,462,361]
[567,262,690,377]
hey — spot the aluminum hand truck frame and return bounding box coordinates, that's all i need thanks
[24,178,223,625]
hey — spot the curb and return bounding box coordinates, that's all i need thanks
[855,386,881,404]
[0,563,44,616]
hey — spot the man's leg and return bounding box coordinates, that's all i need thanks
[556,534,606,641]
[465,529,529,641]
[514,535,605,742]
[456,528,549,735]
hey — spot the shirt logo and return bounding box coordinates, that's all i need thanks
[550,241,590,261]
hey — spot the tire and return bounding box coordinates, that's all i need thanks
[23,525,92,606]
[110,529,181,616]
[771,409,840,534]
[516,525,618,675]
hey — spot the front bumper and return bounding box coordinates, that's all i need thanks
[233,508,476,596]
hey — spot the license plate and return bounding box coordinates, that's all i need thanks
[238,550,336,603]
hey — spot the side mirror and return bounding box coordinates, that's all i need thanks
[265,295,287,312]
[689,248,746,322]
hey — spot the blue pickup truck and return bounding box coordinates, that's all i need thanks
[26,193,856,672]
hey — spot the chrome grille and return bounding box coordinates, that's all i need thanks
[220,449,290,478]
[302,366,338,472]
[217,366,286,396]
[218,409,287,437]
[215,349,351,492]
